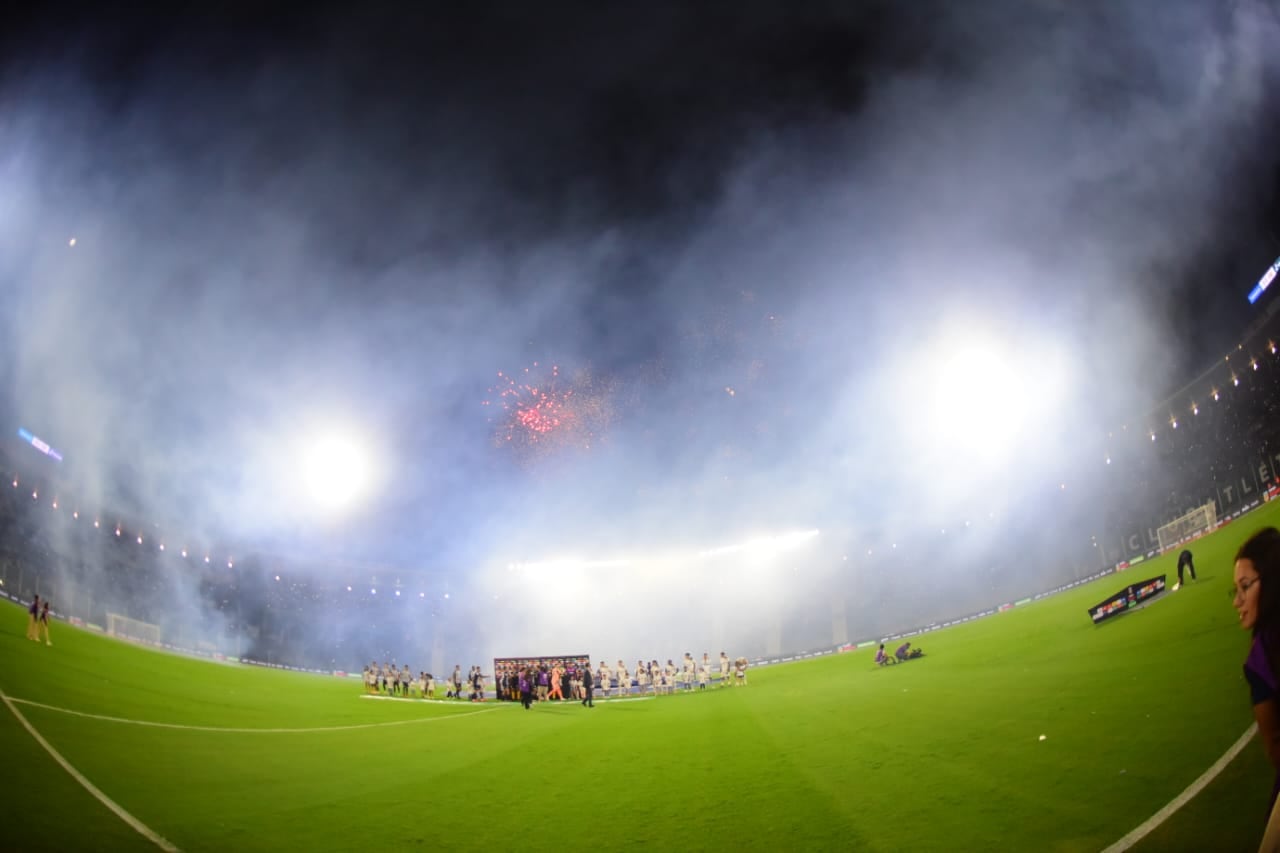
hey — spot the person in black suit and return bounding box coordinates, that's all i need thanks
[581,664,594,707]
[1177,548,1197,586]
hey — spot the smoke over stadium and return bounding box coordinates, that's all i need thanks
[1,2,1279,676]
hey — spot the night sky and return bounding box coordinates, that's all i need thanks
[2,1,1280,580]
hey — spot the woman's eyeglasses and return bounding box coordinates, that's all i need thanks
[1232,576,1261,601]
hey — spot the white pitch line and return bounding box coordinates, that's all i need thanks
[1,688,180,852]
[7,697,500,733]
[1102,723,1258,853]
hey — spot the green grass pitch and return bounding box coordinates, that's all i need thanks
[0,506,1273,852]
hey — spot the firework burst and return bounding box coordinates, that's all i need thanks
[484,362,614,460]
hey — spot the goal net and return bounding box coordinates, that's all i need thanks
[1156,501,1218,553]
[107,612,162,645]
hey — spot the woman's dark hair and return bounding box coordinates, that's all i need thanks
[1237,527,1280,640]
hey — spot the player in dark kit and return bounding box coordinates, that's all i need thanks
[581,665,594,707]
[38,600,52,646]
[1177,549,1197,586]
[26,594,40,641]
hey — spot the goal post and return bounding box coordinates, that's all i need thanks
[1156,501,1218,553]
[106,612,162,645]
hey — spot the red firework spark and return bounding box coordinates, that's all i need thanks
[488,363,574,443]
[484,362,613,456]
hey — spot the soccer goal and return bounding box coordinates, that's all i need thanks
[107,612,162,645]
[1156,501,1218,553]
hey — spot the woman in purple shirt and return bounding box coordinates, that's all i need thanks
[519,668,534,710]
[1234,527,1280,817]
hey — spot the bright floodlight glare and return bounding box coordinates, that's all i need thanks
[907,324,1072,471]
[297,429,378,514]
[929,343,1024,459]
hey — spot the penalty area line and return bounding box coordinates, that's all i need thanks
[1102,723,1257,853]
[0,688,180,852]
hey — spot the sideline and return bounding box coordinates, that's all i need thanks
[1,688,180,852]
[1101,723,1258,853]
[6,696,501,733]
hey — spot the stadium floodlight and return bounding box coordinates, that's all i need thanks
[51,501,57,509]
[181,549,187,558]
[516,557,634,572]
[697,529,820,559]
[904,323,1074,473]
[1233,374,1240,386]
[294,426,382,515]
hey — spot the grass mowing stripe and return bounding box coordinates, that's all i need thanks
[1102,723,1258,853]
[8,696,505,732]
[1,688,181,852]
